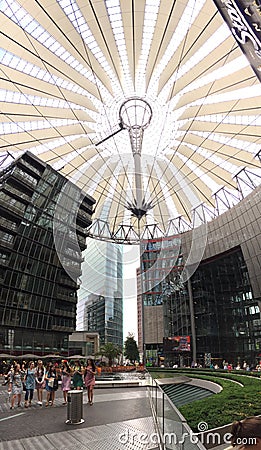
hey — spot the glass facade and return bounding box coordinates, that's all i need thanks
[163,284,191,339]
[76,239,123,348]
[141,236,261,366]
[0,152,95,356]
[191,247,261,364]
[140,237,183,307]
[140,236,184,365]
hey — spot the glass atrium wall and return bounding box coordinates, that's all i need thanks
[141,236,261,366]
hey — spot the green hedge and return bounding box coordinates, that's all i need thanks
[149,369,261,431]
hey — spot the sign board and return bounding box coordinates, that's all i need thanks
[164,336,191,352]
[213,0,261,81]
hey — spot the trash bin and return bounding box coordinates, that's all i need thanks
[65,390,85,424]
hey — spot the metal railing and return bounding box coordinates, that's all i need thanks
[147,375,207,450]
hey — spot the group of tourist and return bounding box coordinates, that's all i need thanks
[4,358,261,449]
[6,358,96,409]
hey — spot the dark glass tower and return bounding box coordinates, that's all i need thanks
[83,293,123,348]
[0,152,95,356]
[140,237,261,366]
[191,247,261,364]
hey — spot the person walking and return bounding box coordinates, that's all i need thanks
[8,363,23,409]
[84,358,96,405]
[24,361,36,408]
[35,360,46,405]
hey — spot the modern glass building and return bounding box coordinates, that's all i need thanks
[140,243,261,366]
[76,239,123,348]
[0,152,95,356]
[191,247,261,365]
[139,236,185,365]
[140,186,261,367]
[160,246,261,367]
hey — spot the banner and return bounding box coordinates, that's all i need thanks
[164,336,191,352]
[213,0,261,82]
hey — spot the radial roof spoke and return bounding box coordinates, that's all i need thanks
[0,0,260,242]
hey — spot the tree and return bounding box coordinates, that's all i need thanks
[124,333,139,363]
[99,342,121,366]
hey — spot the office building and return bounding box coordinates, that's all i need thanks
[0,152,95,356]
[77,239,123,348]
[139,186,261,366]
[139,236,185,365]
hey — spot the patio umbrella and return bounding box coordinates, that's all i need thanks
[68,355,85,360]
[42,354,61,359]
[16,354,39,359]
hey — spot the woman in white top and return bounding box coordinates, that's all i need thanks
[35,360,46,405]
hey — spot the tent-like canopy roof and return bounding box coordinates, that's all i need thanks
[0,0,260,242]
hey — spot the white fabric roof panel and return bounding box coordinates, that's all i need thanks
[0,0,260,241]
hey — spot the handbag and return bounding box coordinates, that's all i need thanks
[48,378,54,388]
[53,378,58,390]
[22,382,26,391]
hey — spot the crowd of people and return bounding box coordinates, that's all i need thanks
[2,358,261,449]
[4,358,96,409]
[168,360,261,371]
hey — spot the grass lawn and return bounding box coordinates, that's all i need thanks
[149,369,261,431]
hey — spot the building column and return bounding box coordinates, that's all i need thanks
[187,278,197,363]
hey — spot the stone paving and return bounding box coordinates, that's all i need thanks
[0,381,160,450]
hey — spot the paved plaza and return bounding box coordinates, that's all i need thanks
[0,381,159,450]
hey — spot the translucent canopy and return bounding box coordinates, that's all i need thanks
[0,0,260,242]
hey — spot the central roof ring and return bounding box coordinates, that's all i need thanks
[119,97,153,131]
[119,97,154,220]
